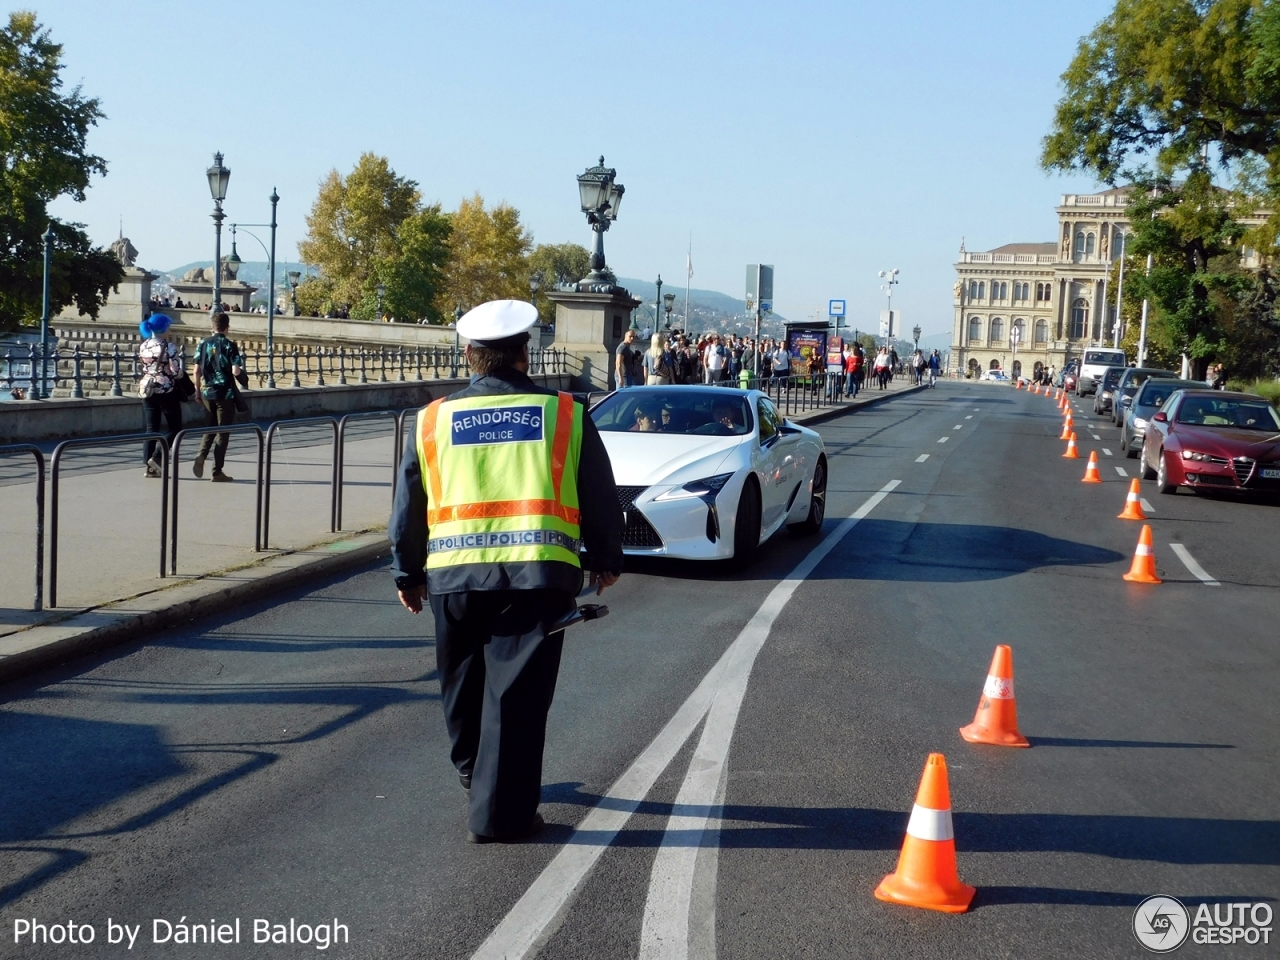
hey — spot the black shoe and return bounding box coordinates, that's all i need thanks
[468,813,544,845]
[459,773,472,791]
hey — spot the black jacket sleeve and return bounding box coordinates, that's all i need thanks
[577,413,624,575]
[388,431,428,588]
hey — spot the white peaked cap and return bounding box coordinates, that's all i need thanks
[457,299,538,345]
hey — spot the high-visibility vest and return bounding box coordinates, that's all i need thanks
[416,390,583,591]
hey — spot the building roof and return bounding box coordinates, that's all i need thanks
[986,242,1057,255]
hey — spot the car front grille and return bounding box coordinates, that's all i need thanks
[1193,474,1236,486]
[616,486,664,549]
[1233,458,1256,484]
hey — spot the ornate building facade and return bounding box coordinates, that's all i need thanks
[951,188,1132,379]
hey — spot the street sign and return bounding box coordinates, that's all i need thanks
[879,309,898,339]
[829,299,846,318]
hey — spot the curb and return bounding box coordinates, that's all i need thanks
[788,382,928,427]
[0,532,390,686]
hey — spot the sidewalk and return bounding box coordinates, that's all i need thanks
[0,380,924,682]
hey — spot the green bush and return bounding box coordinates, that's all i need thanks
[1226,378,1280,407]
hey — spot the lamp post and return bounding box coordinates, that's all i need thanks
[288,270,301,318]
[912,324,921,352]
[36,223,52,398]
[229,210,280,386]
[576,156,624,282]
[453,303,463,377]
[226,225,243,283]
[663,292,675,331]
[878,268,899,348]
[376,282,386,321]
[654,273,663,331]
[1112,231,1127,349]
[206,152,231,312]
[529,270,543,321]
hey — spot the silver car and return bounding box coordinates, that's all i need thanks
[1120,378,1205,458]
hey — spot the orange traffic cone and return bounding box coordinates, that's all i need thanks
[1082,451,1102,483]
[1118,479,1146,520]
[959,644,1029,747]
[1063,432,1079,458]
[1122,525,1162,584]
[1014,379,1021,390]
[874,754,976,913]
[1059,416,1073,440]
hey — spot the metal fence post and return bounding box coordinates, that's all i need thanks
[0,445,46,611]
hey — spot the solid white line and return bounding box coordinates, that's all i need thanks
[472,483,901,960]
[938,436,950,443]
[1102,448,1114,457]
[1140,497,1155,513]
[638,480,902,960]
[1170,543,1221,586]
[1115,466,1128,477]
[916,454,930,462]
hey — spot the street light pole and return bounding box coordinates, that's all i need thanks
[576,157,624,283]
[38,223,52,398]
[1112,231,1127,349]
[878,268,899,349]
[206,153,231,313]
[453,303,463,378]
[654,274,663,332]
[268,189,278,388]
[376,282,386,321]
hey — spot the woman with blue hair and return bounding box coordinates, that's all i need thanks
[137,313,184,477]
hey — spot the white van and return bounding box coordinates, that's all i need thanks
[1076,348,1127,396]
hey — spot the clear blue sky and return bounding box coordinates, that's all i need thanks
[42,0,1115,337]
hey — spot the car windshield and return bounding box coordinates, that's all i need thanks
[1136,381,1199,410]
[591,390,754,436]
[1085,351,1125,366]
[1103,368,1123,388]
[1175,397,1280,431]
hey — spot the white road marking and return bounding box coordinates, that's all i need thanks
[938,436,950,443]
[953,425,963,430]
[1170,543,1221,586]
[471,483,902,960]
[1092,434,1102,440]
[1115,466,1128,477]
[916,454,930,462]
[1102,448,1114,457]
[1140,497,1155,513]
[637,480,902,960]
[965,415,973,420]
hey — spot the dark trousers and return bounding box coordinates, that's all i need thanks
[142,391,182,463]
[431,588,574,838]
[197,399,237,471]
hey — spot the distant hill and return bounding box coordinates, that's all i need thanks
[160,260,302,287]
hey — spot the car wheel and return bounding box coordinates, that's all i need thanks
[788,456,827,536]
[1122,427,1137,459]
[1156,450,1177,494]
[730,477,762,569]
[1141,440,1157,479]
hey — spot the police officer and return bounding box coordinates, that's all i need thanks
[389,300,624,843]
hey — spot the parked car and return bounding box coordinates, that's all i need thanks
[1141,389,1280,494]
[982,369,1010,382]
[1053,359,1079,389]
[1120,378,1206,458]
[1112,367,1179,426]
[1076,348,1128,396]
[1092,366,1126,415]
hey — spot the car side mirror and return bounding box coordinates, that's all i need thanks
[1152,411,1168,423]
[779,420,802,435]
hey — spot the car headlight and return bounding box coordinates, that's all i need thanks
[653,473,735,503]
[1181,450,1226,463]
[1133,418,1148,430]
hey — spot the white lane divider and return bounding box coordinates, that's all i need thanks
[938,436,950,443]
[1115,466,1128,477]
[916,454,930,462]
[471,482,902,960]
[1140,497,1155,513]
[965,415,973,420]
[1092,434,1102,440]
[1170,543,1221,586]
[637,480,902,960]
[953,424,963,430]
[1102,448,1114,457]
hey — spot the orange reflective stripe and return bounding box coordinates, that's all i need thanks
[420,398,445,507]
[550,391,575,502]
[428,499,581,526]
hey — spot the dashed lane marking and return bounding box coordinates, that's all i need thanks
[1141,497,1155,513]
[1115,466,1128,477]
[938,436,950,443]
[965,415,973,420]
[1170,543,1221,586]
[953,425,963,430]
[472,485,903,960]
[1102,448,1114,457]
[916,454,930,462]
[1092,434,1102,440]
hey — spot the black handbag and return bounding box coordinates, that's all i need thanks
[175,372,196,402]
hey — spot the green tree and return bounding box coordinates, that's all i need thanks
[527,242,590,322]
[297,153,421,317]
[441,194,532,314]
[369,205,452,323]
[0,12,122,333]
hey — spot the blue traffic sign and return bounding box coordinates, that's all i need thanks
[829,299,846,317]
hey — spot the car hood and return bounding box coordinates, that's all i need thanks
[1174,425,1280,459]
[599,432,746,486]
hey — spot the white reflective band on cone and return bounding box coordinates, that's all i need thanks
[1136,545,1152,556]
[982,675,1014,699]
[905,804,954,842]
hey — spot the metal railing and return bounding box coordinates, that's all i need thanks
[261,417,340,549]
[0,444,46,611]
[49,434,169,608]
[167,423,266,575]
[2,341,571,398]
[336,411,401,531]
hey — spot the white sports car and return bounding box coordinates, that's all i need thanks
[591,386,828,563]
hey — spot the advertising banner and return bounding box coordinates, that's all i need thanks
[826,336,844,367]
[786,328,827,376]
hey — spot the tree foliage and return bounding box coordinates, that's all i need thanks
[440,194,532,314]
[372,205,452,324]
[527,242,590,322]
[0,12,122,332]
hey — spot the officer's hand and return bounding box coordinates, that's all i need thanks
[589,571,620,596]
[398,585,426,614]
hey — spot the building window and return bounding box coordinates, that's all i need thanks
[989,359,1002,370]
[990,317,1004,343]
[1011,318,1025,344]
[1075,232,1086,256]
[1035,282,1052,302]
[1085,233,1096,256]
[1012,360,1022,378]
[969,280,979,300]
[1034,318,1048,343]
[1070,298,1088,339]
[996,281,1008,300]
[968,317,982,343]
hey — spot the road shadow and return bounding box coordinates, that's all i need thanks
[972,888,1273,910]
[1027,736,1233,749]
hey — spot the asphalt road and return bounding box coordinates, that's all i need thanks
[2,382,1276,959]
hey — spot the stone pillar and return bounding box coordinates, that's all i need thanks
[547,284,641,391]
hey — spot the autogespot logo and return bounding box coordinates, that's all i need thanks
[1134,896,1191,953]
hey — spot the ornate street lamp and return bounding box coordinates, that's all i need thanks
[878,268,899,348]
[206,152,230,311]
[288,270,301,316]
[576,156,624,282]
[376,282,386,320]
[912,325,921,350]
[529,270,543,318]
[226,225,243,281]
[663,292,676,330]
[452,303,463,377]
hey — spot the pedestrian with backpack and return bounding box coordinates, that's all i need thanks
[192,311,246,482]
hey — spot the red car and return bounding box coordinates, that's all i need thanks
[1141,389,1280,494]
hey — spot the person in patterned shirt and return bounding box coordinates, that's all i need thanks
[137,314,184,477]
[192,312,244,482]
